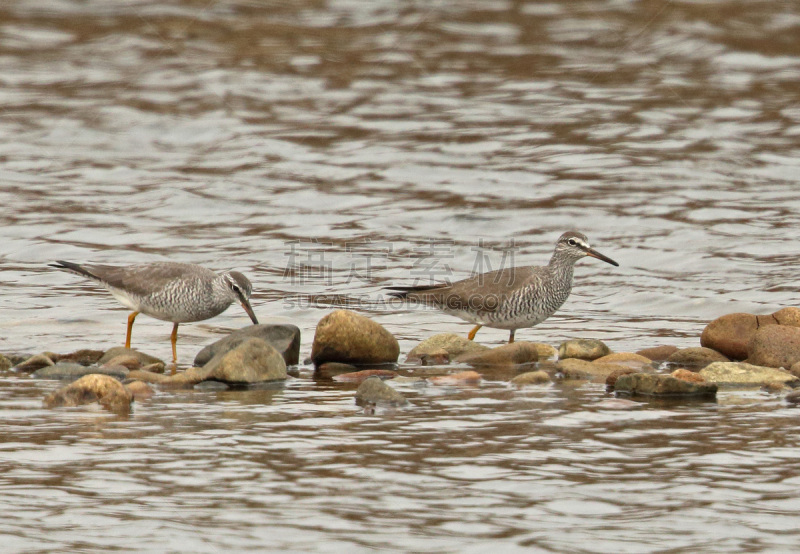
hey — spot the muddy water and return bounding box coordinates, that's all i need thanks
[1,0,800,551]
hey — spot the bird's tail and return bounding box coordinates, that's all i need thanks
[48,260,99,282]
[384,283,449,298]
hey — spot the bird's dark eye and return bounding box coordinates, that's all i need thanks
[567,239,577,246]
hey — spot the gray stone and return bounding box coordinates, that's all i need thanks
[355,377,408,406]
[699,362,799,388]
[311,310,399,366]
[33,362,129,381]
[614,373,717,398]
[558,339,610,361]
[197,337,287,384]
[43,374,133,415]
[193,324,301,367]
[406,333,489,363]
[98,347,164,367]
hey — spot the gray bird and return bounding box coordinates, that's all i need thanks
[386,231,618,343]
[49,261,259,362]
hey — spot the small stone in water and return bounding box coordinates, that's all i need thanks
[511,370,550,387]
[355,377,408,406]
[557,339,610,361]
[333,369,397,384]
[429,371,482,386]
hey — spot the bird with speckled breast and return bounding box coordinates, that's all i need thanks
[49,261,259,363]
[385,231,619,343]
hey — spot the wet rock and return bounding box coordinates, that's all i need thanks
[127,369,202,388]
[593,352,653,370]
[558,358,627,381]
[773,307,800,326]
[14,353,55,372]
[614,373,717,398]
[140,362,166,374]
[124,380,154,401]
[51,349,105,366]
[33,362,129,381]
[6,353,32,367]
[667,347,729,369]
[635,345,679,361]
[671,368,707,384]
[101,355,143,370]
[355,376,408,406]
[605,368,638,387]
[194,380,230,391]
[43,374,133,415]
[531,343,558,360]
[0,354,10,372]
[429,371,482,386]
[786,390,800,404]
[333,369,398,384]
[698,362,799,388]
[406,333,489,363]
[747,326,800,369]
[557,339,610,361]
[198,338,287,384]
[193,324,301,367]
[511,370,551,387]
[456,342,539,367]
[98,347,163,367]
[311,310,399,366]
[315,362,360,379]
[419,349,450,366]
[762,382,790,394]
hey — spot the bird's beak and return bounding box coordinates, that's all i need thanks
[240,298,259,324]
[586,247,619,267]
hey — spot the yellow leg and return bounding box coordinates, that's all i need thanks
[508,330,516,344]
[171,322,179,365]
[125,311,139,348]
[468,325,482,341]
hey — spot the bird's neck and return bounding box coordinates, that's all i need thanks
[548,253,576,281]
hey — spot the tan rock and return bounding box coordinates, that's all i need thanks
[199,338,287,383]
[747,326,800,369]
[671,368,706,383]
[614,373,717,397]
[699,361,799,387]
[102,355,142,370]
[333,369,398,384]
[14,353,55,372]
[124,380,155,401]
[311,310,399,365]
[406,333,488,363]
[510,370,551,387]
[772,307,800,327]
[667,347,729,369]
[558,358,627,381]
[429,371,482,386]
[456,341,539,367]
[558,339,610,361]
[315,362,359,379]
[593,352,652,370]
[605,368,638,387]
[44,374,133,415]
[635,345,679,361]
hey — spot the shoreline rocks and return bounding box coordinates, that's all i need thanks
[614,373,717,398]
[311,310,399,366]
[193,324,301,367]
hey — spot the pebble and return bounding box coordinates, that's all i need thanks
[510,370,551,387]
[43,374,133,415]
[557,339,610,361]
[355,377,408,406]
[333,369,398,384]
[311,310,399,366]
[428,371,482,386]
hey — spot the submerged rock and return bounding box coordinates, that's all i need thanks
[429,371,482,386]
[333,369,398,384]
[511,370,551,387]
[0,354,11,372]
[193,324,301,367]
[33,362,129,381]
[635,345,679,361]
[698,362,799,388]
[614,373,717,398]
[97,347,164,367]
[311,310,399,366]
[747,326,800,369]
[456,341,539,367]
[355,377,408,406]
[557,339,610,361]
[671,369,707,384]
[315,362,360,379]
[406,333,489,363]
[605,368,638,387]
[667,347,729,369]
[100,355,143,370]
[198,337,287,384]
[127,369,201,389]
[43,374,133,414]
[124,380,155,401]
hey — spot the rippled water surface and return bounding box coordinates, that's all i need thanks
[1,0,800,551]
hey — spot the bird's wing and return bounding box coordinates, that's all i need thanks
[58,262,206,297]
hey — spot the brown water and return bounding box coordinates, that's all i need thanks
[1,0,800,551]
